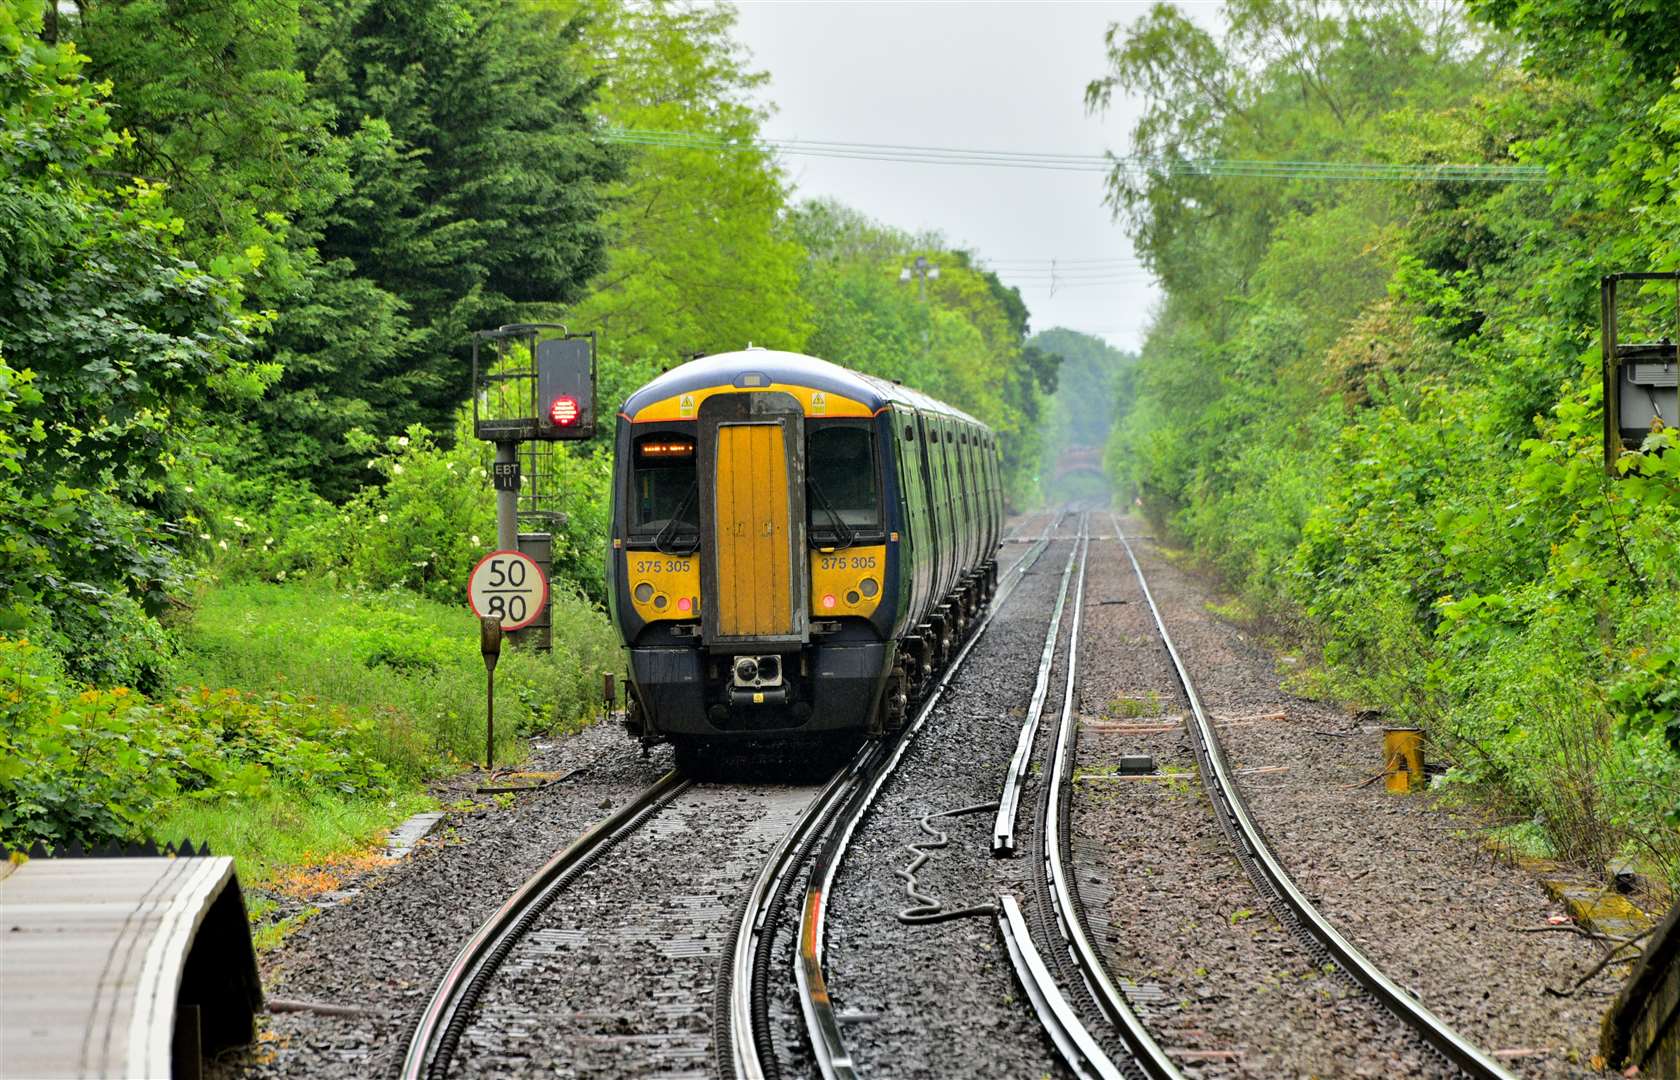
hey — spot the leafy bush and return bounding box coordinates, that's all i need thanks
[0,636,393,852]
[1091,1,1680,886]
[0,10,271,691]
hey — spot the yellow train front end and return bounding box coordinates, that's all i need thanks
[608,351,907,754]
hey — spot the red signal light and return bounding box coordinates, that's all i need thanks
[549,395,581,427]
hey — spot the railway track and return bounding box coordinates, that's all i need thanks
[403,515,1059,1080]
[765,512,1061,1080]
[405,504,1512,1080]
[1097,511,1516,1079]
[1000,523,1182,1080]
[399,769,691,1080]
[776,512,1062,1079]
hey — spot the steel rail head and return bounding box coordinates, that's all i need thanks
[1037,535,1185,1080]
[993,531,1083,855]
[727,755,866,1080]
[1108,512,1517,1080]
[981,510,1088,856]
[997,894,1128,1080]
[400,769,689,1080]
[796,513,1059,1080]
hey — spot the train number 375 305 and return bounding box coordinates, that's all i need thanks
[634,559,692,574]
[819,555,878,570]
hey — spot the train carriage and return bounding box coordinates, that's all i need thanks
[608,349,1002,757]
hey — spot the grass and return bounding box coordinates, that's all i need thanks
[176,581,619,777]
[1107,692,1164,718]
[1486,820,1558,861]
[148,580,618,900]
[152,788,434,890]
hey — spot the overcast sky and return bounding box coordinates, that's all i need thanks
[729,1,1220,353]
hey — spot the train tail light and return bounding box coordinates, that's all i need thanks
[548,395,581,427]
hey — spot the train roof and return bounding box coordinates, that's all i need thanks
[619,349,986,428]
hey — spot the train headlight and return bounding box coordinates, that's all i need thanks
[859,577,878,598]
[734,656,759,682]
[634,583,654,603]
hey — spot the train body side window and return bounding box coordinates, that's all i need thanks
[808,420,881,538]
[629,433,698,536]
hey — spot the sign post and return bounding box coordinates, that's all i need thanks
[468,550,549,633]
[480,617,502,770]
[469,551,545,772]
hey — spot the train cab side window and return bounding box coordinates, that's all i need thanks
[630,434,698,539]
[808,421,881,539]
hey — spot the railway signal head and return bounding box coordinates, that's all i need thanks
[548,394,581,428]
[471,325,597,442]
[535,337,595,440]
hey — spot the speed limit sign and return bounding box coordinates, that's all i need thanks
[468,550,549,631]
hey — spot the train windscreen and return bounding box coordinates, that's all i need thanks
[631,434,698,536]
[808,422,880,537]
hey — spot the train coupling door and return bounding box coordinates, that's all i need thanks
[696,390,809,651]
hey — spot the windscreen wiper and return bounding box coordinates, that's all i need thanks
[654,483,700,555]
[807,478,856,550]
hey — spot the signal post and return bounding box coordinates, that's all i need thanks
[469,324,597,650]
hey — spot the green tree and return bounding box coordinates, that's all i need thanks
[562,0,812,415]
[0,0,264,686]
[241,0,624,497]
[793,201,1056,503]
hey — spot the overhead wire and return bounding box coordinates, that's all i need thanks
[603,126,1549,184]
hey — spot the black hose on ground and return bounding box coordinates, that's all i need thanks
[895,801,1001,924]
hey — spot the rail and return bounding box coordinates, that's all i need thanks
[787,512,1060,1080]
[1111,512,1516,1079]
[1008,530,1183,1080]
[400,769,690,1080]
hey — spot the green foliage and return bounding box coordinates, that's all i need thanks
[175,582,618,774]
[564,0,812,412]
[1031,328,1136,502]
[793,201,1057,504]
[0,636,393,851]
[1090,0,1680,881]
[0,1,270,689]
[257,0,622,496]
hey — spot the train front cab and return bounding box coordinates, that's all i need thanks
[612,382,895,744]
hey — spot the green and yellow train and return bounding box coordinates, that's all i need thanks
[607,349,1003,758]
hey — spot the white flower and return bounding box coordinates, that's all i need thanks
[445,462,455,472]
[397,436,410,447]
[470,535,481,546]
[276,570,287,581]
[217,539,228,551]
[183,485,195,493]
[378,513,389,524]
[198,532,211,540]
[391,463,404,475]
[264,537,273,547]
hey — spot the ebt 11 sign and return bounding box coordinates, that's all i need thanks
[468,550,548,631]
